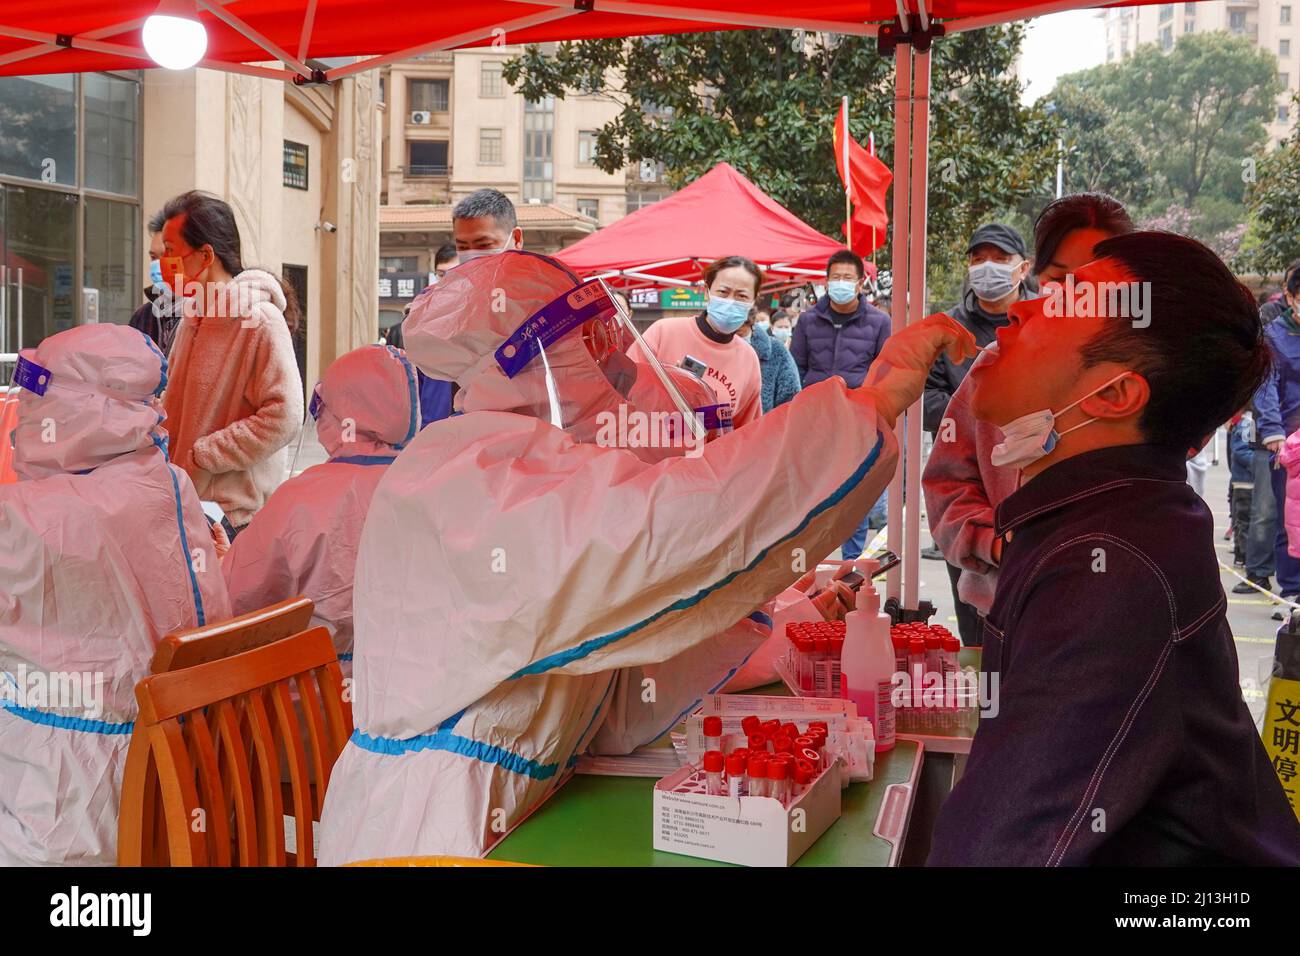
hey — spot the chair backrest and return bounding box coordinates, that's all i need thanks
[121,627,352,866]
[150,596,315,673]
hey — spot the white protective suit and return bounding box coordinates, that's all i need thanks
[0,324,231,865]
[319,251,900,862]
[222,344,419,670]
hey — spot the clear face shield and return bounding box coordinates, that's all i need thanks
[494,278,719,454]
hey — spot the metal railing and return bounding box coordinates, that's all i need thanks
[403,164,451,177]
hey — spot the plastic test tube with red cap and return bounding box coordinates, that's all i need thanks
[907,637,927,712]
[829,633,845,697]
[747,754,769,798]
[793,759,814,799]
[703,715,723,754]
[726,751,748,797]
[767,758,791,805]
[703,750,725,796]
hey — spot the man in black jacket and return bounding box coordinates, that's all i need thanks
[127,209,181,355]
[929,232,1300,865]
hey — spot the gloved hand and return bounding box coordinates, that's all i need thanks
[852,313,978,426]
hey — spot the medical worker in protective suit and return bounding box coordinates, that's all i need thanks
[223,344,420,672]
[319,251,974,862]
[0,324,231,866]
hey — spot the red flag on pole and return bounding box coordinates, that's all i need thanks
[833,99,892,258]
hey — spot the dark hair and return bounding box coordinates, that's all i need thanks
[1033,193,1134,276]
[161,190,244,275]
[434,242,459,267]
[826,249,865,280]
[1286,263,1300,298]
[1080,231,1269,449]
[452,188,518,231]
[147,209,166,234]
[274,273,303,338]
[702,255,763,296]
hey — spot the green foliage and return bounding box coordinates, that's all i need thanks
[1047,31,1278,249]
[1240,95,1300,274]
[504,28,1056,304]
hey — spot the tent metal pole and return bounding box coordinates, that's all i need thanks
[297,0,320,62]
[196,0,313,77]
[903,43,931,611]
[323,7,577,81]
[497,0,881,36]
[885,34,912,605]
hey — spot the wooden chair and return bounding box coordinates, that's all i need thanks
[118,597,318,865]
[149,596,315,673]
[119,626,351,866]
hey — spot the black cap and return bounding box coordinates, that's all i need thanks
[967,223,1027,259]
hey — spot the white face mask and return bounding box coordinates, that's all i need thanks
[457,238,514,265]
[989,372,1130,469]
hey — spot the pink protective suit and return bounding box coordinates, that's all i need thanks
[1279,430,1300,558]
[222,345,419,670]
[319,252,898,862]
[0,324,231,865]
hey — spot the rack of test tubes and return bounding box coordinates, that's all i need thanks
[653,714,843,867]
[775,621,847,697]
[889,622,980,735]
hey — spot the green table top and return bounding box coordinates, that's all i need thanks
[486,738,923,867]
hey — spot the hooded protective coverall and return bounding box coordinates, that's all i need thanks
[222,345,419,669]
[0,324,231,865]
[319,252,903,862]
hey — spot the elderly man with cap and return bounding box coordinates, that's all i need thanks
[921,222,1032,640]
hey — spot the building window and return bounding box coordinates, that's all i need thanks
[1285,6,1294,26]
[576,198,599,220]
[0,73,78,185]
[1283,39,1293,57]
[84,73,139,197]
[380,256,418,273]
[1230,10,1247,31]
[479,128,503,165]
[378,75,386,105]
[626,189,669,212]
[84,198,139,327]
[1160,25,1173,51]
[1282,72,1291,88]
[578,130,599,165]
[408,140,449,176]
[283,141,309,189]
[409,78,449,113]
[1159,4,1172,22]
[1280,104,1291,123]
[480,61,504,97]
[523,96,554,204]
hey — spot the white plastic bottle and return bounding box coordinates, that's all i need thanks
[840,584,897,752]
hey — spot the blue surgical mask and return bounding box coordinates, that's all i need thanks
[755,319,771,332]
[148,259,163,291]
[705,296,752,335]
[827,280,858,306]
[773,326,792,344]
[458,240,513,265]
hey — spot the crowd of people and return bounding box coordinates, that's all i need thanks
[2,183,1299,867]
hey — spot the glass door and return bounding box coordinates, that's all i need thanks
[2,184,79,358]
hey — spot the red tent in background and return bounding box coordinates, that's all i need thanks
[555,163,865,291]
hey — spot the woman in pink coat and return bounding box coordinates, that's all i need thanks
[1278,430,1300,558]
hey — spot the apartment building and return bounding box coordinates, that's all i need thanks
[1103,1,1297,141]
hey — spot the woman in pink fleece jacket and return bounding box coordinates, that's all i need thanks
[159,191,304,533]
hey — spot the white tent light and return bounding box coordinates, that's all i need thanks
[142,0,208,70]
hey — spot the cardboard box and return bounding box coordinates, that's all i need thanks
[652,759,842,867]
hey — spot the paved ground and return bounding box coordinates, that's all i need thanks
[291,420,1279,725]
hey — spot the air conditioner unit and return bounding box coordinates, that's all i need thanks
[410,110,432,125]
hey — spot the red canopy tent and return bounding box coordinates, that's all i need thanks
[0,0,1166,607]
[555,162,869,292]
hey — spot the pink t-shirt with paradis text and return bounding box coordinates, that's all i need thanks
[630,315,763,427]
